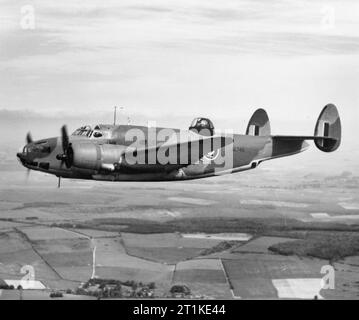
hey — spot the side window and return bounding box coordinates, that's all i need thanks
[93,131,103,138]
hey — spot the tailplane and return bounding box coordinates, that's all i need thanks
[272,103,341,153]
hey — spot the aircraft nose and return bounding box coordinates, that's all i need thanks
[16,146,28,164]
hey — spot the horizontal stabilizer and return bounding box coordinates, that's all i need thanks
[272,103,341,153]
[272,135,336,142]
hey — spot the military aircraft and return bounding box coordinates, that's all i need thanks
[17,104,341,187]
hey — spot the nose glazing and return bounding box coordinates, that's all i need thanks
[16,145,28,164]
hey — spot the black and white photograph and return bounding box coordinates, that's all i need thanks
[0,0,358,308]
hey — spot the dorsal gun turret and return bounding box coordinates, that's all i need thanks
[189,117,215,136]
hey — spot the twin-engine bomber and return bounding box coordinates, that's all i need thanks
[17,104,341,186]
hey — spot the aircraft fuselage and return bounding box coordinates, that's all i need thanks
[17,125,309,182]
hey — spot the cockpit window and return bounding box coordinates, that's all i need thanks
[72,125,92,137]
[190,118,199,127]
[72,124,109,139]
[93,131,103,138]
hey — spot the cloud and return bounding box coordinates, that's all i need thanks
[0,0,358,124]
[2,0,359,61]
[150,31,359,56]
[0,29,70,61]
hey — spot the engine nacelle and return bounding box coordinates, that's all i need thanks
[71,143,126,171]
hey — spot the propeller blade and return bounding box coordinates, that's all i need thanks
[57,125,73,168]
[65,145,73,168]
[25,168,30,181]
[26,132,33,144]
[61,125,69,152]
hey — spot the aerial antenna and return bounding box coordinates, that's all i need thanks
[114,106,125,125]
[113,106,117,125]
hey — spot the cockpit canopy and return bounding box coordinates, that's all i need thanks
[189,117,215,136]
[71,124,115,139]
[72,125,93,137]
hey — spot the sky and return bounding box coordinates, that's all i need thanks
[0,0,358,153]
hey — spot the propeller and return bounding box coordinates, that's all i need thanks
[61,125,69,151]
[18,132,33,180]
[56,125,73,168]
[24,168,31,182]
[26,132,33,144]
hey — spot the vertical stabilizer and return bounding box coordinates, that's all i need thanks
[246,109,271,136]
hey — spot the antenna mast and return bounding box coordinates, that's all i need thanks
[113,106,117,125]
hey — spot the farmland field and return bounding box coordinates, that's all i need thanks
[0,163,358,299]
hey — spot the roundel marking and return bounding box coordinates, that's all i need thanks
[203,149,220,162]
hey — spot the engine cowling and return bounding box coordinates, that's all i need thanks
[70,143,126,170]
